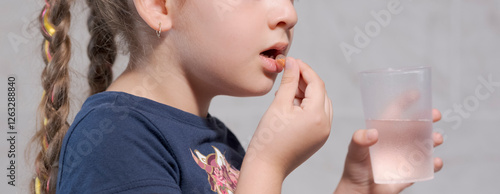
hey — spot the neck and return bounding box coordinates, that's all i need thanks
[107,58,214,118]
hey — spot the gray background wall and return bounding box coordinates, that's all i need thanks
[1,0,499,193]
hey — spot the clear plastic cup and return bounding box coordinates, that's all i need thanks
[359,66,434,184]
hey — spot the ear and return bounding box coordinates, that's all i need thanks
[133,0,173,34]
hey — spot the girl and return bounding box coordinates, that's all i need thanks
[33,0,444,193]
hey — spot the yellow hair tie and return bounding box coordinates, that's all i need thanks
[35,177,41,194]
[43,9,55,36]
[42,90,49,151]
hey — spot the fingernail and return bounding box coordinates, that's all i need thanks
[366,128,377,141]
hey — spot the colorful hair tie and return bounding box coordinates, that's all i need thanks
[51,89,55,103]
[42,89,49,152]
[42,8,55,37]
[41,89,55,104]
[46,176,51,193]
[42,3,55,62]
[37,2,54,194]
[35,177,41,194]
[42,135,49,151]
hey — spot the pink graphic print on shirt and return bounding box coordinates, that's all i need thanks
[191,146,240,194]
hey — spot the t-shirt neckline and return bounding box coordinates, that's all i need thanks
[87,91,217,128]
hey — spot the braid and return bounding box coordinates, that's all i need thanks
[86,0,117,96]
[32,0,72,193]
[29,0,165,192]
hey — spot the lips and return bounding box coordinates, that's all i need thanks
[260,43,288,60]
[260,43,288,73]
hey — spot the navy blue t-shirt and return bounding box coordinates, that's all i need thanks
[56,91,246,193]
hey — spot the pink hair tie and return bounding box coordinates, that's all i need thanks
[51,89,54,103]
[42,8,55,37]
[46,175,51,193]
[42,5,55,62]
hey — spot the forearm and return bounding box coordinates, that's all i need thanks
[235,157,286,194]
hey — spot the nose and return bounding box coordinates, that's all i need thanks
[268,0,298,30]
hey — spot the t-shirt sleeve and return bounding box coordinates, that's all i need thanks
[57,106,181,193]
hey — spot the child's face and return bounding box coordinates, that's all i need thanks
[170,0,297,97]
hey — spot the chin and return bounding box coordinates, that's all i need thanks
[249,83,274,96]
[227,76,276,97]
[248,72,279,96]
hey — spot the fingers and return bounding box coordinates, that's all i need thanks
[274,57,325,111]
[292,76,307,106]
[274,76,305,99]
[274,57,300,107]
[298,76,306,97]
[434,157,443,172]
[433,132,443,147]
[432,129,444,173]
[295,59,326,110]
[432,109,442,122]
[346,129,378,162]
[380,90,420,119]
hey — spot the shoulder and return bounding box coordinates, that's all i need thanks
[63,102,164,153]
[57,103,180,193]
[64,91,171,150]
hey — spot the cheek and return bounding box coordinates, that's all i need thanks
[186,2,263,57]
[173,1,275,95]
[205,24,260,65]
[183,24,260,79]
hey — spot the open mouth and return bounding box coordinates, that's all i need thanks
[260,49,282,60]
[259,43,288,72]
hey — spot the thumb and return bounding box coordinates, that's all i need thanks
[346,129,378,163]
[274,57,300,106]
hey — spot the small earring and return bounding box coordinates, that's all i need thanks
[156,22,162,38]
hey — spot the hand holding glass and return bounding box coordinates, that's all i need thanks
[359,66,434,184]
